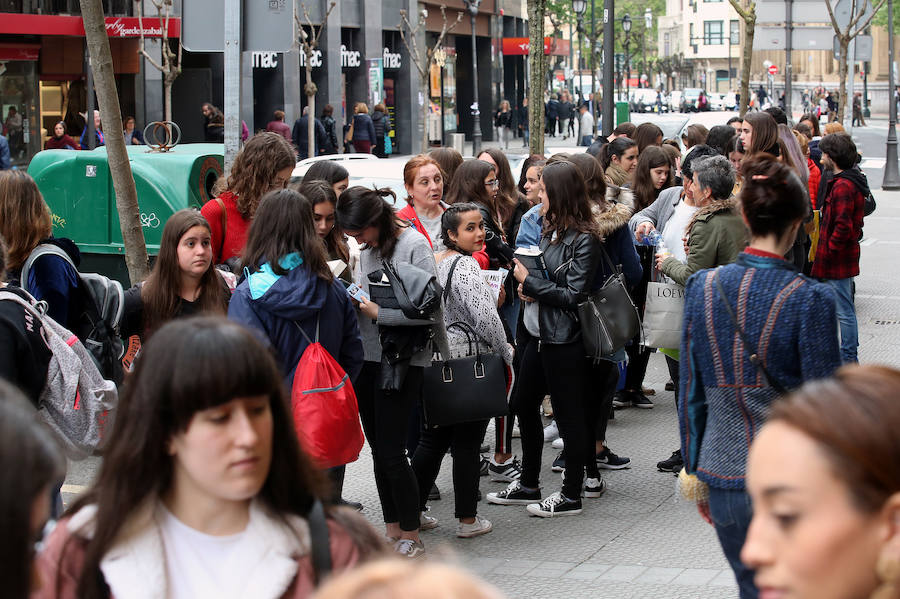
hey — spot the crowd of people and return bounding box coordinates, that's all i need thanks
[0,98,894,599]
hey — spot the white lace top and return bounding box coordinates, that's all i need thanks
[437,254,514,365]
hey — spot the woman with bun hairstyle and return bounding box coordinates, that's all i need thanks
[678,154,841,599]
[599,137,639,186]
[743,365,900,599]
[201,132,296,264]
[397,155,448,251]
[34,317,384,599]
[335,186,447,559]
[120,209,230,343]
[302,160,350,198]
[739,112,780,158]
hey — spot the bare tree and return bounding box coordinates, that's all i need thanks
[136,0,181,123]
[727,0,756,117]
[80,0,150,284]
[528,0,547,155]
[295,2,336,159]
[826,0,886,123]
[399,5,463,153]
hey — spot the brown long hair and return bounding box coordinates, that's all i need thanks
[567,153,607,204]
[219,132,295,219]
[241,189,332,280]
[744,112,780,156]
[428,147,464,184]
[64,317,383,599]
[295,180,350,264]
[444,160,503,232]
[140,210,227,338]
[631,146,672,211]
[0,171,52,271]
[477,148,520,225]
[767,364,900,514]
[541,160,599,242]
[633,122,664,154]
[335,186,405,259]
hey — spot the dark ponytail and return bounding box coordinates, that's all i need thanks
[336,186,404,258]
[598,137,637,170]
[739,154,809,238]
[440,202,481,254]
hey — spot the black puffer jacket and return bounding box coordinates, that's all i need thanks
[522,229,601,345]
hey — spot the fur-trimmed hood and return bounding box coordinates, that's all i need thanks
[686,196,738,236]
[593,198,634,239]
[604,185,635,211]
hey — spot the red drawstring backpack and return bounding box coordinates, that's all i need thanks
[291,316,364,469]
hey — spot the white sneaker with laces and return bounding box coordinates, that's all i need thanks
[393,538,426,558]
[551,436,564,449]
[420,512,438,531]
[543,420,560,443]
[525,491,583,517]
[457,516,493,538]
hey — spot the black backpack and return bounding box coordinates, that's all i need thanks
[21,244,125,384]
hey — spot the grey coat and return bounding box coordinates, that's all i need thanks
[628,186,685,241]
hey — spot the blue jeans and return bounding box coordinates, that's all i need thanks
[581,134,593,146]
[824,277,858,363]
[708,487,757,599]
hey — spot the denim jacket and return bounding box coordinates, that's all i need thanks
[516,204,543,249]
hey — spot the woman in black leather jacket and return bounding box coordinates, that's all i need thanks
[487,159,602,518]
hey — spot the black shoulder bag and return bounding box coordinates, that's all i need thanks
[713,268,788,395]
[577,243,641,359]
[381,259,442,320]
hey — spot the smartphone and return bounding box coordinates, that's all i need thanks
[345,282,369,303]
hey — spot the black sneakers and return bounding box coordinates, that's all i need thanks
[596,447,631,470]
[488,457,523,482]
[583,477,607,498]
[657,449,684,472]
[526,491,583,517]
[486,480,542,505]
[613,389,655,409]
[551,451,566,472]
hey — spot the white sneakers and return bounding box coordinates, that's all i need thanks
[457,516,493,538]
[543,420,560,443]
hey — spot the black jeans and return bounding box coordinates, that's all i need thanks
[356,361,423,532]
[411,418,490,519]
[591,360,619,443]
[510,329,548,491]
[624,342,652,392]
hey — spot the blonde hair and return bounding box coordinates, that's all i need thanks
[0,171,53,271]
[311,559,507,599]
[793,129,810,158]
[355,102,369,115]
[824,122,846,135]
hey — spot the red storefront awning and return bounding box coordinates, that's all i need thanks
[0,13,181,38]
[502,37,571,56]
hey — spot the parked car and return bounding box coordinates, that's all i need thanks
[723,92,738,111]
[668,90,683,113]
[680,88,704,112]
[630,88,664,113]
[708,93,725,111]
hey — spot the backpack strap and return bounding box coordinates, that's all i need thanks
[293,313,321,346]
[20,244,76,293]
[307,498,332,584]
[215,197,228,263]
[713,268,788,395]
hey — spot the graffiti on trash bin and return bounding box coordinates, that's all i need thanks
[140,213,161,229]
[50,213,67,229]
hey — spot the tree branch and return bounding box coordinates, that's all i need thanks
[825,0,843,36]
[850,0,887,37]
[727,0,748,21]
[398,9,426,79]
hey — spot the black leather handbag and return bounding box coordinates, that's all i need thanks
[381,259,442,320]
[423,321,508,427]
[577,244,641,359]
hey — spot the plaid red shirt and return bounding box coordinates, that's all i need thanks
[811,173,865,280]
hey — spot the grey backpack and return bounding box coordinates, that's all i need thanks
[0,290,118,460]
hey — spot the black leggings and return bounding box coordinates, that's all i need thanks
[590,360,619,443]
[411,418,490,519]
[356,361,423,532]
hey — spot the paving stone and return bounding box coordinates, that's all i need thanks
[671,568,725,586]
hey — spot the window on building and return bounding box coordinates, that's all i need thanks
[730,20,740,45]
[704,21,724,45]
[690,23,696,52]
[664,32,671,56]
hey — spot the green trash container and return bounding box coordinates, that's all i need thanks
[615,101,631,127]
[28,143,224,285]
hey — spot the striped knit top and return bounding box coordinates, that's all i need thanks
[679,250,842,489]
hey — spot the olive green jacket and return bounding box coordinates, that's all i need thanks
[659,197,748,286]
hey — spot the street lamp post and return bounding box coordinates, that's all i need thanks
[622,14,632,102]
[643,8,652,89]
[463,0,483,156]
[573,0,586,103]
[601,0,614,136]
[883,0,900,189]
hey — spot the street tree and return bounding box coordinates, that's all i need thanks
[295,1,336,159]
[727,0,756,116]
[398,5,463,153]
[528,0,547,155]
[135,0,181,123]
[825,0,886,123]
[80,0,150,284]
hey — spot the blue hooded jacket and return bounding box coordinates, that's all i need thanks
[228,254,364,388]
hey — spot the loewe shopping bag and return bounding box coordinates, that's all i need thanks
[643,280,685,349]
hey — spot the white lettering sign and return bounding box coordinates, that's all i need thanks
[299,49,324,68]
[251,52,279,69]
[341,45,361,68]
[383,47,402,69]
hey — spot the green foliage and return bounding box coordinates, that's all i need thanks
[872,0,900,35]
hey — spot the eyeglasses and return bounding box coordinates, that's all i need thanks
[485,179,500,188]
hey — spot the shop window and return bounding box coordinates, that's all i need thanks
[1,60,40,167]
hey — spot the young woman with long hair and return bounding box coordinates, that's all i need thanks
[477,148,529,240]
[778,123,809,186]
[680,124,709,151]
[445,159,512,269]
[397,155,448,251]
[631,146,673,211]
[228,190,364,507]
[739,112,780,157]
[412,203,515,539]
[201,132,296,264]
[0,170,81,329]
[598,137,638,187]
[633,122,664,154]
[293,180,352,281]
[517,154,547,201]
[490,160,604,517]
[302,160,350,198]
[350,103,376,154]
[678,155,840,598]
[120,209,229,343]
[335,187,447,558]
[43,121,81,150]
[427,147,463,191]
[0,381,65,599]
[34,317,384,599]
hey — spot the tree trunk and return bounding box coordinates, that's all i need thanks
[164,79,172,123]
[421,72,430,152]
[527,0,546,155]
[837,37,850,123]
[739,17,755,116]
[80,0,149,284]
